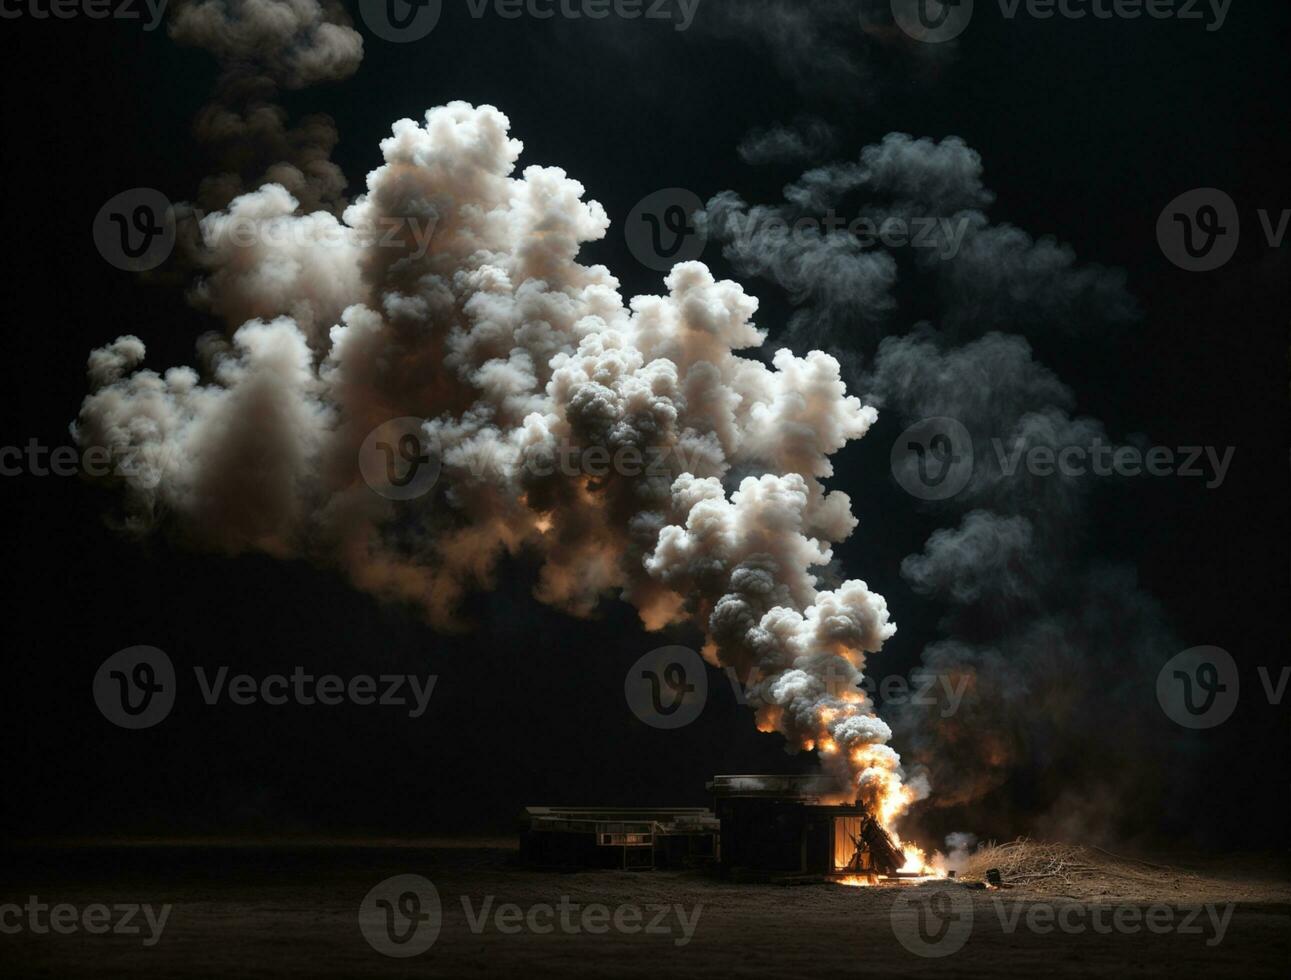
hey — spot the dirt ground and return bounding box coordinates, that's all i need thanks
[0,839,1287,978]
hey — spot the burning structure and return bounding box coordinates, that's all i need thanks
[519,775,911,882]
[709,775,906,881]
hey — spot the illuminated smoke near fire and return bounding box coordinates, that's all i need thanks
[89,6,937,842]
[74,99,930,848]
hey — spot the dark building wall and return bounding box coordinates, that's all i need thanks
[715,797,888,875]
[716,797,821,873]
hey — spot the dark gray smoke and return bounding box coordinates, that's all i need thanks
[700,133,1136,349]
[700,130,1180,843]
[698,0,959,100]
[171,1,362,214]
[737,119,839,167]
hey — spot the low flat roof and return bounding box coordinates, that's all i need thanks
[708,774,835,799]
[707,776,868,812]
[521,806,720,836]
[523,806,714,820]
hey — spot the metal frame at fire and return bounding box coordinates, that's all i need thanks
[519,775,907,881]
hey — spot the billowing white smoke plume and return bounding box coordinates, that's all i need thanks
[76,103,924,830]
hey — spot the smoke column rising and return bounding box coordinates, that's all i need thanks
[76,102,929,841]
